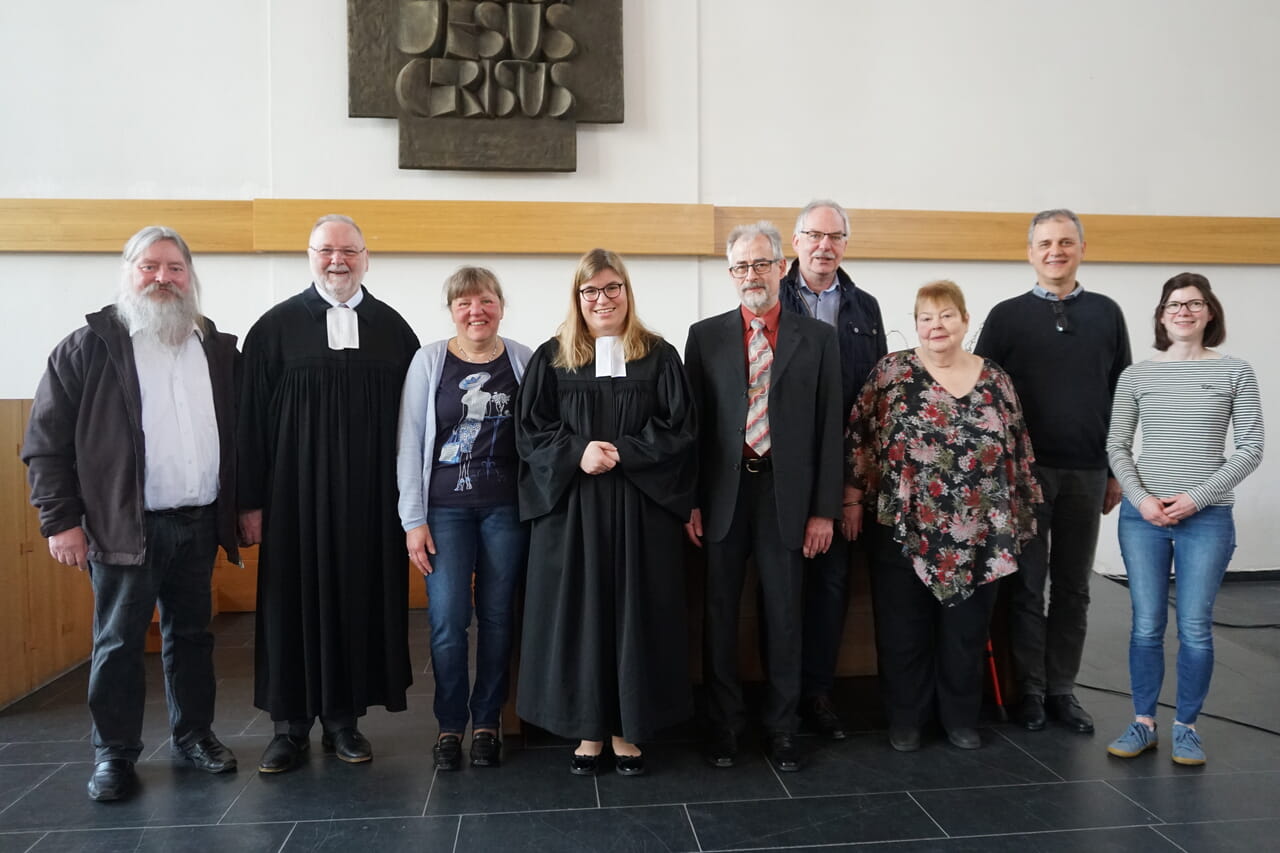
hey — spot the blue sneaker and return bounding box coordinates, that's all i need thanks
[1107,721,1158,758]
[1171,723,1206,766]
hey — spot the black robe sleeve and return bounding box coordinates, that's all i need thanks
[514,340,592,521]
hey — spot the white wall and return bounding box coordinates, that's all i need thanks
[3,0,1278,569]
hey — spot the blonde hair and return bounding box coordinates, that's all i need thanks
[915,279,968,320]
[553,248,659,370]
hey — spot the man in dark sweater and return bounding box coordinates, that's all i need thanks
[975,209,1131,735]
[778,200,886,740]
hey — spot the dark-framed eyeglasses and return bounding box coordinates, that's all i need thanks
[729,259,781,279]
[798,229,848,244]
[1162,299,1207,314]
[579,282,625,302]
[309,246,366,258]
[1052,301,1070,333]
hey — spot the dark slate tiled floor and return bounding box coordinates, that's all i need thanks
[1,574,1276,852]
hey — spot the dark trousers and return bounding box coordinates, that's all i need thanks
[800,533,851,697]
[871,527,997,730]
[1009,465,1106,696]
[88,506,218,762]
[705,468,803,735]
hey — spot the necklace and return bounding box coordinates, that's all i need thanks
[453,336,500,363]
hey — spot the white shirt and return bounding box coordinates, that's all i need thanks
[132,329,220,510]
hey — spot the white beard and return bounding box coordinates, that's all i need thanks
[116,284,201,349]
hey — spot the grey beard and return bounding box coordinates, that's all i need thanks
[116,285,200,348]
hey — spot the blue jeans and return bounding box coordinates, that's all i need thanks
[1118,500,1236,724]
[425,504,527,733]
[88,506,218,762]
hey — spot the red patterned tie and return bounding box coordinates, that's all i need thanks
[745,317,773,455]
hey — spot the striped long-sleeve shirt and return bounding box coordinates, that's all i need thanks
[1106,355,1264,510]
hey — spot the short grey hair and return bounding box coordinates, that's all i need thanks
[726,221,785,264]
[442,265,504,306]
[794,199,850,236]
[310,213,365,243]
[1027,209,1084,244]
[120,225,201,298]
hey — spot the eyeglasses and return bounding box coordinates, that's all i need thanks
[728,259,781,279]
[1162,299,1207,314]
[309,246,366,258]
[579,282,625,301]
[798,229,848,244]
[1052,301,1070,333]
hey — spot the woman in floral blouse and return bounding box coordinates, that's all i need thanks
[843,280,1041,752]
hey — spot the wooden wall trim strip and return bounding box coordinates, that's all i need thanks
[2,199,1278,264]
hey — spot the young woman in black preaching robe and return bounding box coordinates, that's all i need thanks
[515,249,697,776]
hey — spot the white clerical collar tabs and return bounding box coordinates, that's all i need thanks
[594,336,627,378]
[326,304,360,350]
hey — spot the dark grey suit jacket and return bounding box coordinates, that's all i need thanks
[684,306,844,550]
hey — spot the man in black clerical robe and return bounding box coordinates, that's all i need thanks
[237,214,420,774]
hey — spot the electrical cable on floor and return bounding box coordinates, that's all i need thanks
[1076,681,1280,738]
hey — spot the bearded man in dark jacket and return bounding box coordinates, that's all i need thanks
[23,225,242,802]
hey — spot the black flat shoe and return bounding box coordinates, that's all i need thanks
[802,694,848,740]
[614,752,645,776]
[1046,694,1095,734]
[173,732,238,773]
[889,726,921,752]
[705,729,737,768]
[946,727,982,750]
[767,732,800,772]
[433,734,462,771]
[87,759,137,802]
[258,734,309,774]
[570,752,600,776]
[1018,694,1047,731]
[322,727,373,763]
[470,731,501,768]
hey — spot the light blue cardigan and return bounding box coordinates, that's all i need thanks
[395,336,534,532]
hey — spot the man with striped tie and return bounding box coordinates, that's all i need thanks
[684,221,843,773]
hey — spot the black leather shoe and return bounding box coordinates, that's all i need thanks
[615,752,646,776]
[469,731,501,768]
[173,732,237,773]
[87,759,137,802]
[569,751,600,776]
[1046,694,1095,734]
[322,728,373,763]
[767,732,800,772]
[705,729,737,768]
[889,726,921,752]
[1018,694,1047,731]
[947,727,982,750]
[258,734,309,774]
[433,734,462,771]
[802,694,848,740]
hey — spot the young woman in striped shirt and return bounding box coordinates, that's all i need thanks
[1104,272,1264,766]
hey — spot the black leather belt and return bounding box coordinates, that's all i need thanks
[742,456,772,473]
[147,504,214,518]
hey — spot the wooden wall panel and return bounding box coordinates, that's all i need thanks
[0,199,253,254]
[0,198,1276,264]
[252,199,713,256]
[0,401,33,705]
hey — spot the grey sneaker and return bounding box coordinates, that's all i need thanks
[1171,723,1206,766]
[1107,721,1158,758]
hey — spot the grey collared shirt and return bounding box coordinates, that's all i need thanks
[796,273,842,326]
[1031,282,1084,301]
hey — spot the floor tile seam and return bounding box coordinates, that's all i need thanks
[422,766,438,817]
[1099,778,1168,824]
[680,803,705,852]
[989,725,1067,782]
[271,821,299,853]
[1148,823,1195,853]
[904,790,950,840]
[213,767,264,824]
[0,763,62,819]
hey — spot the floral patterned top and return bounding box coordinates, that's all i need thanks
[846,351,1042,604]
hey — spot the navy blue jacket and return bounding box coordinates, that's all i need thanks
[779,262,887,417]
